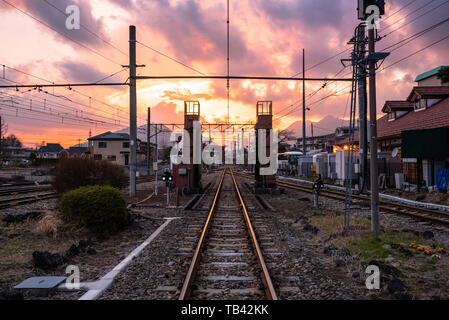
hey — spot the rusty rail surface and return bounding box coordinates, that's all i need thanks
[179,168,278,300]
[229,168,278,300]
[178,168,226,300]
[0,192,59,210]
[234,171,449,228]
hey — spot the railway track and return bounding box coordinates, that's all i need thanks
[179,167,277,300]
[0,192,59,210]
[235,171,449,228]
[0,186,53,197]
[0,176,159,211]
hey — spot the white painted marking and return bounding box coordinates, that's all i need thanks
[78,217,180,300]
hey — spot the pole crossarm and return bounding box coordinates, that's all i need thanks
[0,83,128,89]
[134,75,353,82]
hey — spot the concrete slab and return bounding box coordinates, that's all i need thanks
[14,276,66,290]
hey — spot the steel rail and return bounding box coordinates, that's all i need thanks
[0,192,59,210]
[278,180,449,219]
[179,168,227,300]
[234,171,449,228]
[229,168,278,300]
[276,181,449,226]
[0,186,53,197]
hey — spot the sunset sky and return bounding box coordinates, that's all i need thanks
[0,0,448,148]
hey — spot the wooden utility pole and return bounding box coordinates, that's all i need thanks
[368,27,380,234]
[129,25,137,197]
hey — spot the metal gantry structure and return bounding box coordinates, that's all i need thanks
[2,1,448,238]
[342,23,365,231]
[0,24,353,198]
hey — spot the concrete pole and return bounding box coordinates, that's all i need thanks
[226,0,230,123]
[166,184,170,206]
[154,124,159,196]
[311,122,315,150]
[358,24,368,194]
[0,115,2,156]
[368,28,380,234]
[147,107,151,176]
[302,49,306,155]
[129,25,137,197]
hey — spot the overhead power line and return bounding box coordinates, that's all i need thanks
[0,88,126,126]
[381,16,449,52]
[379,31,449,72]
[288,0,446,81]
[0,64,148,124]
[137,40,207,75]
[383,0,418,21]
[1,0,123,67]
[41,0,129,58]
[380,0,449,37]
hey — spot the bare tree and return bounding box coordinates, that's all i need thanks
[3,134,22,147]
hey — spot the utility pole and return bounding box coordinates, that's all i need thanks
[368,27,380,234]
[311,122,315,150]
[129,25,137,197]
[226,0,230,123]
[154,124,159,196]
[358,24,368,194]
[302,48,306,155]
[147,107,151,176]
[0,115,3,156]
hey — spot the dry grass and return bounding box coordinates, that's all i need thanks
[311,213,370,235]
[32,211,66,238]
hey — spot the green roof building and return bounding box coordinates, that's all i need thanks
[415,66,449,86]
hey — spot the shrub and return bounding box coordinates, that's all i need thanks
[59,185,128,232]
[52,157,127,194]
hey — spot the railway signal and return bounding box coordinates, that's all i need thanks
[162,170,173,206]
[162,171,173,186]
[357,0,385,20]
[312,174,324,208]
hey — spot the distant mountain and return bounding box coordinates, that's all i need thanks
[283,115,349,138]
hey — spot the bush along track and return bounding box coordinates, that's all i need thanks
[59,185,130,233]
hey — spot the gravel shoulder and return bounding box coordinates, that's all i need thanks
[266,180,449,300]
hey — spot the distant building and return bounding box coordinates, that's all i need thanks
[66,146,89,157]
[37,143,64,159]
[296,126,358,154]
[88,131,146,166]
[0,146,33,166]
